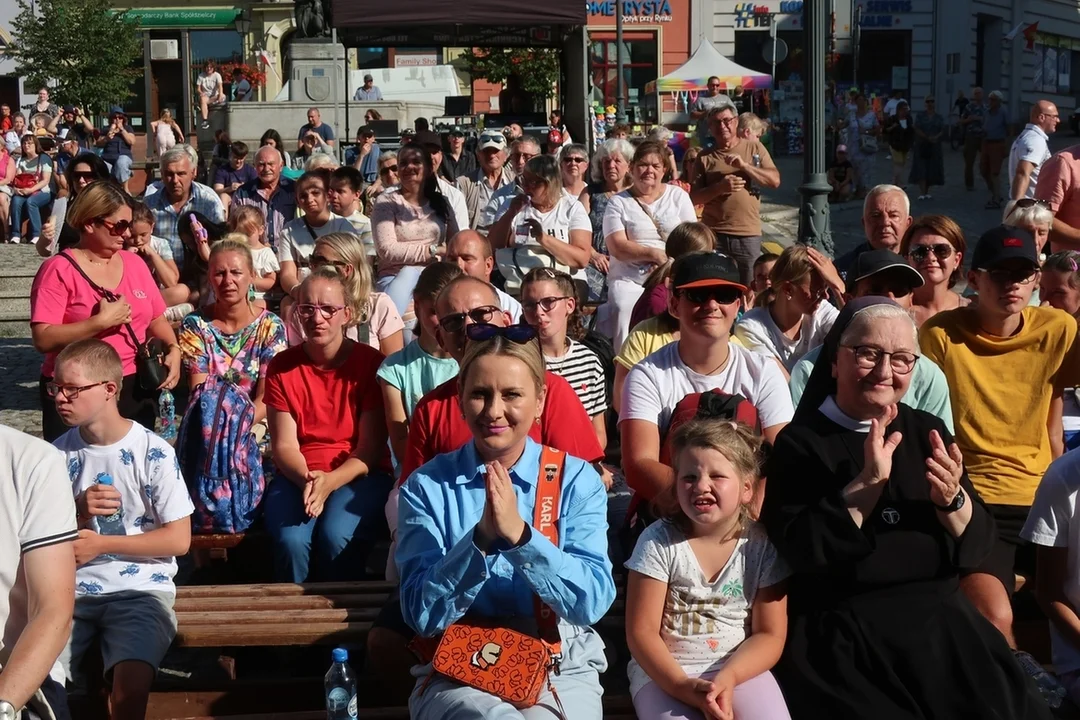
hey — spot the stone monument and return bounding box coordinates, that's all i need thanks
[288,0,345,103]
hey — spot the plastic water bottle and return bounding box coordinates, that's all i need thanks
[1014,650,1066,708]
[93,475,126,536]
[324,648,357,720]
[158,389,177,442]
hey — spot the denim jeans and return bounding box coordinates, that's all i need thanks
[262,471,393,583]
[105,155,133,183]
[11,191,50,240]
[377,265,425,343]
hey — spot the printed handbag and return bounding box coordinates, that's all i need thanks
[495,246,571,296]
[420,446,567,712]
[859,134,879,154]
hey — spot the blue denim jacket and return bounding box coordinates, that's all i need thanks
[396,438,616,638]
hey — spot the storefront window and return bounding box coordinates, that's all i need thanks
[356,47,389,70]
[590,34,657,115]
[856,30,911,96]
[1034,35,1078,96]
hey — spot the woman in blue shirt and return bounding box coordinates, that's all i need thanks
[396,325,616,719]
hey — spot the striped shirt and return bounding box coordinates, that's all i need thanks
[545,340,608,418]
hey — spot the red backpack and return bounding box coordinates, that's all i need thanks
[658,389,762,465]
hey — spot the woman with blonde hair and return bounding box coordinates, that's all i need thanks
[397,328,614,719]
[288,231,404,354]
[900,214,970,327]
[178,237,288,424]
[734,244,839,373]
[30,181,181,440]
[151,109,182,158]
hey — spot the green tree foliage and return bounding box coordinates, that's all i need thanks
[461,48,561,99]
[8,0,142,114]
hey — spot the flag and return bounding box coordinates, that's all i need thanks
[1022,22,1039,51]
[257,49,281,83]
[1003,21,1024,41]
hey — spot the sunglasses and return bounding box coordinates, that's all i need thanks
[465,323,538,344]
[561,156,587,164]
[908,243,954,262]
[46,381,108,399]
[522,295,570,313]
[678,286,743,305]
[439,305,501,334]
[95,218,132,237]
[310,254,350,270]
[72,171,97,181]
[978,268,1038,286]
[379,164,399,175]
[296,303,346,320]
[1010,198,1052,215]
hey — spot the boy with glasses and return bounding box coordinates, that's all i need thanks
[921,225,1080,648]
[621,252,793,501]
[52,339,192,720]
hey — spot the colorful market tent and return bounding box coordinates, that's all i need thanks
[645,40,772,94]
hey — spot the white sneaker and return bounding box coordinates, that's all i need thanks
[29,236,39,247]
[9,236,20,244]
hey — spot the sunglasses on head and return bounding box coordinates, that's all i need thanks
[439,305,501,334]
[1011,198,1052,212]
[94,217,132,237]
[465,323,538,344]
[908,243,954,262]
[677,285,743,305]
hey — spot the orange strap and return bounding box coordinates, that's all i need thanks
[532,446,566,658]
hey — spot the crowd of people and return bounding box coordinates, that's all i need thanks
[7,84,1080,720]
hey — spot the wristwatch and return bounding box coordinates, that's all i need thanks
[428,242,442,259]
[0,700,18,720]
[933,487,966,513]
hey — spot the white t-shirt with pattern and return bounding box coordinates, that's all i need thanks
[625,519,790,697]
[56,421,194,598]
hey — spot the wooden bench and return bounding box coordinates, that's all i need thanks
[143,580,630,719]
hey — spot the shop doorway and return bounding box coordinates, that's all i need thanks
[0,77,18,114]
[975,15,1004,91]
[151,58,186,133]
[856,30,911,97]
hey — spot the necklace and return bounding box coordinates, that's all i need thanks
[544,339,571,373]
[80,249,110,265]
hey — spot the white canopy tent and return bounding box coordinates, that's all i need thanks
[645,40,772,95]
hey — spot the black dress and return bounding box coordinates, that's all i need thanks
[762,403,1051,720]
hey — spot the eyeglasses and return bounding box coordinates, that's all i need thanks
[465,323,538,344]
[520,174,542,188]
[379,164,398,175]
[95,218,132,237]
[710,116,738,126]
[678,286,743,305]
[977,267,1038,286]
[439,305,501,334]
[511,152,539,162]
[47,381,108,399]
[522,295,570,313]
[908,243,954,262]
[296,303,346,320]
[561,156,587,164]
[310,254,350,270]
[841,345,918,374]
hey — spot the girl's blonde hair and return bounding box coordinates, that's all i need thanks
[654,418,765,537]
[313,232,374,326]
[228,205,266,239]
[759,244,814,306]
[458,335,546,397]
[160,109,172,122]
[1043,251,1080,289]
[641,221,715,295]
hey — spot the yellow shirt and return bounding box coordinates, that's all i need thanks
[615,316,744,370]
[920,306,1079,506]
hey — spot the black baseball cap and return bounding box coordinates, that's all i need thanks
[845,249,925,293]
[672,252,746,292]
[971,225,1039,270]
[447,126,465,137]
[411,130,442,150]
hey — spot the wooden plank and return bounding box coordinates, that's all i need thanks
[175,621,371,647]
[175,608,376,625]
[189,534,250,551]
[173,594,389,612]
[177,581,395,598]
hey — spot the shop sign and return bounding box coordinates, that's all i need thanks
[112,8,242,28]
[587,0,673,22]
[733,3,773,28]
[857,1,912,28]
[395,54,439,67]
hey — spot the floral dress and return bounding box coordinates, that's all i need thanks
[178,310,288,396]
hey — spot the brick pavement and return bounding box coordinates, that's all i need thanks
[3,131,1078,438]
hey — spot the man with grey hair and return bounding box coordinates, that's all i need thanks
[233,145,297,250]
[455,129,514,230]
[478,135,542,230]
[834,183,913,277]
[144,146,225,261]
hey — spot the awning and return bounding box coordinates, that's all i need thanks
[645,40,772,94]
[112,7,241,28]
[332,0,585,28]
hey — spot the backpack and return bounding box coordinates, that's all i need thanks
[622,389,762,550]
[176,375,265,533]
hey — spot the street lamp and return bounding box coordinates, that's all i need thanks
[234,9,251,35]
[797,0,833,254]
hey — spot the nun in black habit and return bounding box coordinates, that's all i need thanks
[761,297,1050,720]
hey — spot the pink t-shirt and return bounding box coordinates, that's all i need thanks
[31,251,167,377]
[1035,146,1080,252]
[285,291,404,351]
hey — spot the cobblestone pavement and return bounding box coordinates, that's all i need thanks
[3,132,1078,438]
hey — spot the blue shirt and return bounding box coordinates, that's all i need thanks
[144,181,226,261]
[213,163,258,189]
[101,124,133,161]
[396,438,616,638]
[984,106,1009,141]
[233,176,298,251]
[298,122,335,144]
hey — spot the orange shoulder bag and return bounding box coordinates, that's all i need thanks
[418,446,567,711]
